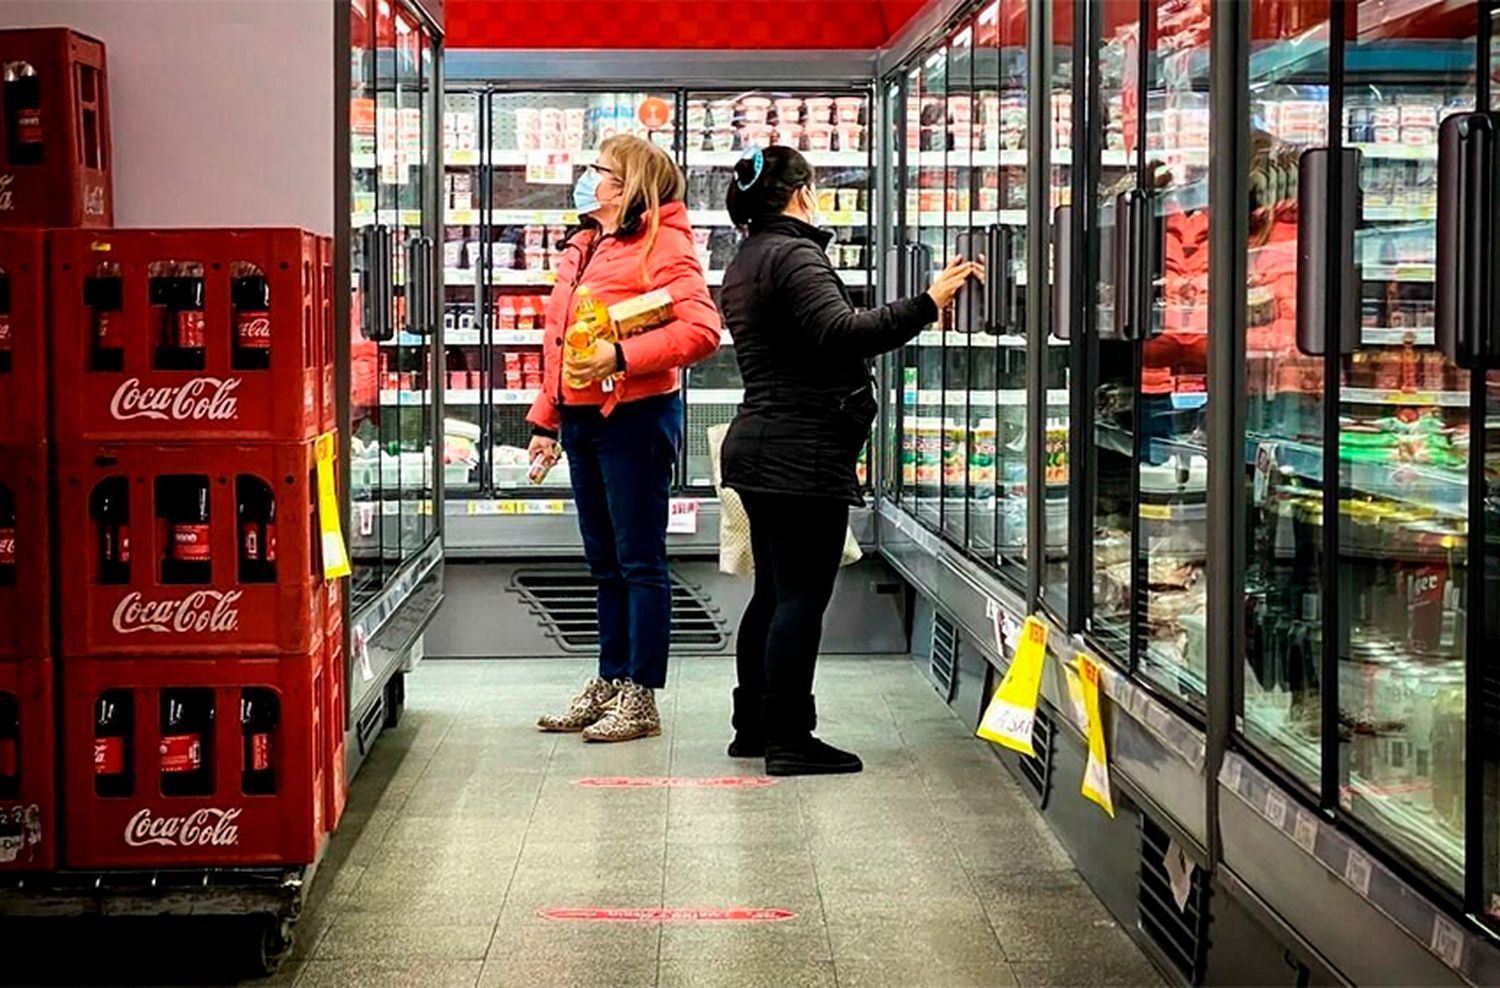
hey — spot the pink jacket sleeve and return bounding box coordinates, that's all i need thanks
[526,390,561,435]
[617,230,721,376]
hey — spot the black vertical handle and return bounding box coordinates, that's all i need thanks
[1295,148,1360,357]
[1436,112,1495,369]
[1052,205,1073,342]
[1112,190,1139,340]
[1139,189,1161,340]
[987,224,1013,335]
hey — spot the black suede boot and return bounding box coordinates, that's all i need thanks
[727,687,764,758]
[764,695,862,776]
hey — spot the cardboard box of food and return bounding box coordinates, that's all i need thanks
[609,289,675,338]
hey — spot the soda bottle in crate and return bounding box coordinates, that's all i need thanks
[0,442,48,659]
[63,653,326,869]
[56,440,329,657]
[0,657,54,872]
[0,29,111,228]
[49,229,334,443]
[0,230,46,443]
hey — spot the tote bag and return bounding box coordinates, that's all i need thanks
[706,423,862,578]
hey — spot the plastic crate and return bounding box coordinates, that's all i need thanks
[55,439,328,657]
[324,620,346,833]
[49,228,333,443]
[0,443,48,658]
[317,235,337,434]
[61,652,326,869]
[0,656,55,872]
[0,29,112,228]
[0,230,47,443]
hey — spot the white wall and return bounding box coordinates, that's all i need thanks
[1,0,334,233]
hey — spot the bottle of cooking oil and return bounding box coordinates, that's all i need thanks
[564,285,611,389]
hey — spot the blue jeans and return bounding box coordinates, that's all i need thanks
[561,393,683,690]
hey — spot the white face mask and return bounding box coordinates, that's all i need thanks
[802,186,823,228]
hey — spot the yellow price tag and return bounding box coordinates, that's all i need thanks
[1077,654,1115,818]
[976,616,1049,755]
[315,432,352,579]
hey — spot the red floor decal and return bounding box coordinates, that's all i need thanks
[540,908,798,923]
[574,777,778,789]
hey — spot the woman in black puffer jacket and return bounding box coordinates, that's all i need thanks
[718,145,980,775]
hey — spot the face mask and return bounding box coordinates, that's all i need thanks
[573,169,604,215]
[803,186,824,228]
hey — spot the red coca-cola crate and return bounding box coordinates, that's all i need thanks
[0,443,48,658]
[49,228,334,443]
[61,652,326,869]
[55,439,329,657]
[317,235,337,434]
[0,230,46,443]
[0,29,111,228]
[0,656,56,872]
[324,621,346,833]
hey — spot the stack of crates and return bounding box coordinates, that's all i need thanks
[0,26,112,876]
[49,228,346,868]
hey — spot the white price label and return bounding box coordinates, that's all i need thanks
[979,701,1036,750]
[1264,790,1288,829]
[1430,915,1465,969]
[667,499,700,535]
[1344,848,1373,897]
[1223,757,1244,793]
[1292,812,1319,854]
[526,151,575,185]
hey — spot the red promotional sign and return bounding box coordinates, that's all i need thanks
[575,776,778,789]
[637,96,673,131]
[540,908,798,924]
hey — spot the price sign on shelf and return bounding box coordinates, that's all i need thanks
[976,616,1049,756]
[526,151,574,185]
[667,499,700,535]
[1078,654,1115,818]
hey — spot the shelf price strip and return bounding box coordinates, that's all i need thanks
[976,615,1048,756]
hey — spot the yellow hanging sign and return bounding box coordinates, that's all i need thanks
[1077,654,1115,817]
[315,432,352,579]
[976,616,1049,755]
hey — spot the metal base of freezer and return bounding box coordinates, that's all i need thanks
[421,555,910,660]
[885,503,1499,987]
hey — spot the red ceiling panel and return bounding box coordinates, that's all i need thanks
[446,0,929,49]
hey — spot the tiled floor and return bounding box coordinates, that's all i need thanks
[3,656,1164,988]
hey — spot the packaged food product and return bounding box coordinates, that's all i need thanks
[817,187,837,213]
[806,124,834,152]
[774,98,804,124]
[524,247,547,272]
[608,289,675,338]
[836,125,865,153]
[836,188,861,212]
[711,127,736,153]
[805,97,834,125]
[776,123,804,150]
[740,97,771,125]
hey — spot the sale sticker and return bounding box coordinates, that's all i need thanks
[667,499,700,536]
[637,96,674,131]
[976,616,1048,755]
[540,908,797,924]
[576,777,777,789]
[526,151,574,185]
[315,432,352,579]
[1078,654,1115,818]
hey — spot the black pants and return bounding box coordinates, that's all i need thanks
[735,491,849,739]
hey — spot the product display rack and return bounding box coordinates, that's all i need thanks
[873,0,1500,985]
[433,62,879,556]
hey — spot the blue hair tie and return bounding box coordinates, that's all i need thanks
[736,145,765,191]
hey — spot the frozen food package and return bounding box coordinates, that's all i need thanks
[608,289,675,337]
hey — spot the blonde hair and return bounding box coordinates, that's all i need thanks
[598,134,685,287]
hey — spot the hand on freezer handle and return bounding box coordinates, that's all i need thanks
[926,255,985,310]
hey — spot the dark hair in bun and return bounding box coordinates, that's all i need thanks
[725,145,814,228]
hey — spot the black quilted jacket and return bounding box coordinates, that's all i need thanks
[718,216,937,505]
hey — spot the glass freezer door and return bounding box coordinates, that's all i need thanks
[682,88,874,491]
[349,0,382,602]
[440,89,484,498]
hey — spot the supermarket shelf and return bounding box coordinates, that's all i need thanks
[695,209,868,228]
[1363,263,1434,283]
[706,268,869,287]
[908,388,1070,407]
[914,210,1027,228]
[492,208,580,225]
[916,148,1188,168]
[689,150,869,169]
[1341,387,1470,407]
[1361,326,1435,346]
[1245,432,1467,518]
[382,388,539,407]
[445,268,558,287]
[352,151,377,169]
[352,209,424,229]
[912,330,1066,348]
[491,148,600,166]
[1364,204,1436,222]
[1350,142,1436,162]
[446,209,480,226]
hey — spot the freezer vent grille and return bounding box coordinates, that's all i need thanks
[930,614,959,703]
[512,571,729,654]
[1018,706,1054,804]
[1137,815,1209,984]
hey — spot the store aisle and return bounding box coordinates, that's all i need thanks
[3,656,1163,988]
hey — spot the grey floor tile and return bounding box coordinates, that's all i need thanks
[970,869,1137,964]
[314,916,494,961]
[836,956,1019,988]
[827,900,1009,971]
[659,958,838,988]
[1010,956,1168,987]
[478,953,658,988]
[486,906,664,959]
[664,842,820,908]
[659,914,832,964]
[293,959,483,988]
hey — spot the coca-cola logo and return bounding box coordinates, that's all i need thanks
[0,531,15,564]
[83,184,107,217]
[124,807,241,848]
[0,174,14,213]
[239,315,271,340]
[109,377,241,422]
[111,590,242,635]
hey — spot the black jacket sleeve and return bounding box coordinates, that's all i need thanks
[775,241,937,358]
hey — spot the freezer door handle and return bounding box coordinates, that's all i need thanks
[1110,189,1142,340]
[987,224,1016,335]
[406,237,425,336]
[1052,205,1073,342]
[1295,147,1360,357]
[1436,112,1496,369]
